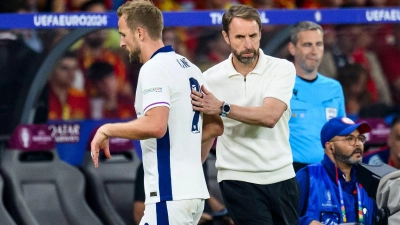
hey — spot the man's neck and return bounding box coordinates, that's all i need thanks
[336,161,352,182]
[390,155,400,169]
[141,40,165,63]
[104,93,118,110]
[295,66,318,81]
[50,83,69,104]
[231,53,259,76]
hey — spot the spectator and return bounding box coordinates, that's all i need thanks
[191,4,299,225]
[351,25,392,106]
[87,61,136,119]
[75,0,133,99]
[251,0,276,8]
[196,30,231,72]
[378,24,400,104]
[196,0,237,10]
[296,116,377,225]
[37,0,65,12]
[319,24,357,78]
[77,29,133,98]
[337,63,371,120]
[80,0,108,11]
[15,0,44,54]
[66,0,115,11]
[153,0,182,10]
[0,0,45,135]
[162,27,193,61]
[319,25,389,105]
[363,115,400,169]
[287,21,346,172]
[48,52,90,120]
[297,0,344,8]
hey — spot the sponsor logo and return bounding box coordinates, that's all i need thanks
[322,190,337,207]
[33,14,108,27]
[209,11,269,25]
[20,127,31,148]
[143,87,162,95]
[326,108,338,121]
[48,124,80,143]
[366,9,400,22]
[341,117,355,124]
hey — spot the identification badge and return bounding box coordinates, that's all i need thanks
[325,108,337,121]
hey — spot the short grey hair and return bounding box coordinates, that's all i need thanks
[290,21,323,45]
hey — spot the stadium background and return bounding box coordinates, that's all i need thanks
[0,0,399,224]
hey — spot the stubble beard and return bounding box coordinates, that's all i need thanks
[333,146,363,165]
[129,46,141,64]
[232,47,258,65]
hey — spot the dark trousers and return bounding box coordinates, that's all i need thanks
[219,177,300,225]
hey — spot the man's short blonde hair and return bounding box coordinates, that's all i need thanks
[117,0,163,40]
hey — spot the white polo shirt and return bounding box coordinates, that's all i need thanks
[203,49,296,184]
[135,46,209,204]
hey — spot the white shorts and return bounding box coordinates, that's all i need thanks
[139,199,205,225]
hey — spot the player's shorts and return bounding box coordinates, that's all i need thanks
[139,198,205,225]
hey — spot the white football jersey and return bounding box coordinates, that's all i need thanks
[135,45,209,204]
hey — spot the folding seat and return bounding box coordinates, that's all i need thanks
[82,127,141,225]
[0,173,16,225]
[356,118,390,149]
[1,124,103,225]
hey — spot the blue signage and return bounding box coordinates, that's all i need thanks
[0,7,399,29]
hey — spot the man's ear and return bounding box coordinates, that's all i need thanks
[288,42,296,56]
[137,27,144,40]
[325,142,334,153]
[222,31,230,45]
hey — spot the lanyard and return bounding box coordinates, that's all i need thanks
[337,179,364,224]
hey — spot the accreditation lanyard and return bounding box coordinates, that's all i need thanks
[337,179,364,224]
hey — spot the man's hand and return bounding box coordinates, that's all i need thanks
[309,220,323,225]
[90,126,112,168]
[191,85,223,115]
[198,212,212,224]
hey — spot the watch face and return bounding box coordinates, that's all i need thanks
[223,105,230,112]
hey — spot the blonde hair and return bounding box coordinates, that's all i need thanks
[117,0,163,40]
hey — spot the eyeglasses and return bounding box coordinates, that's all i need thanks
[330,135,367,146]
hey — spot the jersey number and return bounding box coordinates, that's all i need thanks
[189,78,200,133]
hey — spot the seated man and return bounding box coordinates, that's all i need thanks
[87,61,136,119]
[363,115,400,169]
[296,116,377,225]
[48,51,90,120]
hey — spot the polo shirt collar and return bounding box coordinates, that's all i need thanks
[150,45,174,59]
[226,48,266,77]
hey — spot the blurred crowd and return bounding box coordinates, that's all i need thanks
[25,0,400,12]
[0,0,399,122]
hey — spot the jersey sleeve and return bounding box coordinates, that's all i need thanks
[263,60,296,107]
[139,62,172,115]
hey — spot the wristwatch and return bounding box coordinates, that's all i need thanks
[220,101,231,117]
